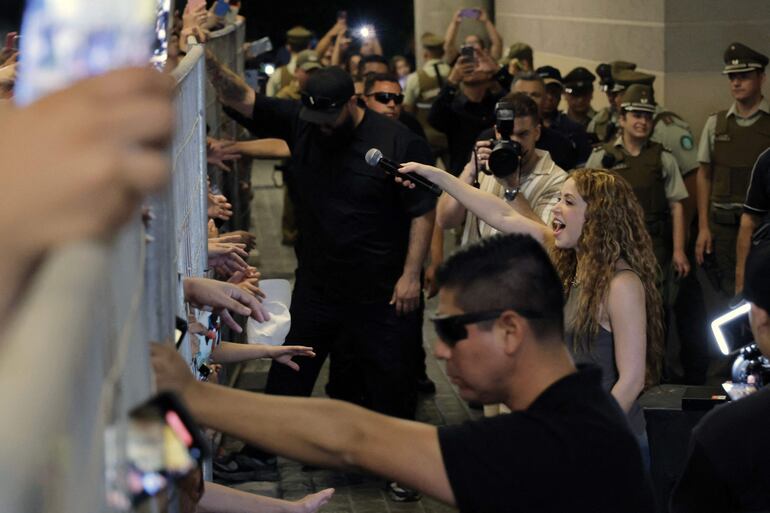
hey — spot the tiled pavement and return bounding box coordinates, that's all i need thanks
[216,160,480,513]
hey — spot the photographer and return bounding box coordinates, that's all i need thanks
[437,93,566,245]
[670,237,770,512]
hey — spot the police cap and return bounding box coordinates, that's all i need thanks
[722,42,769,75]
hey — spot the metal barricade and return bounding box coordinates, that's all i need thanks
[0,41,210,513]
[205,17,249,231]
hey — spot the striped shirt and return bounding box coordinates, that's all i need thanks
[462,149,567,245]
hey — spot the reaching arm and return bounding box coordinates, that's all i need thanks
[151,344,455,505]
[436,161,477,228]
[606,271,647,412]
[479,9,503,60]
[735,213,760,294]
[315,19,347,60]
[443,10,462,64]
[670,201,690,278]
[205,49,256,118]
[233,138,291,159]
[399,162,552,246]
[694,163,713,265]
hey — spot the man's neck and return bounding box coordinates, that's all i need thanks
[462,83,488,103]
[352,106,366,128]
[622,132,647,156]
[735,94,764,118]
[504,344,577,411]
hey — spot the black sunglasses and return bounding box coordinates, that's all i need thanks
[430,308,543,347]
[301,92,348,110]
[366,92,404,105]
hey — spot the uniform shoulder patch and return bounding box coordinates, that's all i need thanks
[680,135,694,150]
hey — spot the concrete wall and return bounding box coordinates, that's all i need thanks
[491,0,770,138]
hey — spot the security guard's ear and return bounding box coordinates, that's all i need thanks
[499,310,526,355]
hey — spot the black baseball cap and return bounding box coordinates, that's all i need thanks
[299,67,355,125]
[536,65,562,86]
[743,236,770,312]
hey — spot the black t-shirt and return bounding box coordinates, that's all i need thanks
[744,147,770,220]
[438,366,655,513]
[670,385,770,513]
[428,84,503,175]
[548,111,593,166]
[398,110,428,143]
[249,96,436,302]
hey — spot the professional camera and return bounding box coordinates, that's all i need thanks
[484,101,522,178]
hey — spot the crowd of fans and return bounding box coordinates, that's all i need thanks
[2,2,770,512]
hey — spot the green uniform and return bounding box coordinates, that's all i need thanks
[587,107,619,143]
[404,58,451,155]
[651,106,699,176]
[698,98,770,293]
[587,138,687,279]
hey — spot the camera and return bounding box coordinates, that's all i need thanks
[459,44,475,64]
[484,101,522,178]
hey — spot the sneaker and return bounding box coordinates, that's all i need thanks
[213,454,279,482]
[386,481,422,502]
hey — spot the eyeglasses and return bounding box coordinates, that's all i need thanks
[366,92,404,105]
[301,92,348,110]
[430,308,543,347]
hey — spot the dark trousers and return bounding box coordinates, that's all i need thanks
[264,280,420,420]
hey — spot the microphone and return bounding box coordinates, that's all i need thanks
[365,148,442,196]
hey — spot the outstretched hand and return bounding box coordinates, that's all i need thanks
[183,277,269,332]
[268,345,317,371]
[394,162,445,190]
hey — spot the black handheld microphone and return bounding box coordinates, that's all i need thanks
[365,148,442,196]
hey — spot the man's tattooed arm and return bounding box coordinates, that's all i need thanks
[205,49,256,117]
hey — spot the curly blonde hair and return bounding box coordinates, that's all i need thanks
[549,169,664,387]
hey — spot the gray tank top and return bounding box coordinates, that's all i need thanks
[564,274,646,436]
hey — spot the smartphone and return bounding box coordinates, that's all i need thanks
[247,36,273,58]
[460,44,475,64]
[460,8,481,19]
[214,0,230,17]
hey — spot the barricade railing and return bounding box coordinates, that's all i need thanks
[206,17,249,232]
[0,33,214,513]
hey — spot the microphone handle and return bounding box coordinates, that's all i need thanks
[380,157,442,196]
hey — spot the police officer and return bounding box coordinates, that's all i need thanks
[563,66,597,127]
[537,65,592,165]
[695,42,770,296]
[275,49,323,100]
[501,42,534,74]
[403,33,451,164]
[587,84,690,281]
[588,61,637,143]
[265,26,313,97]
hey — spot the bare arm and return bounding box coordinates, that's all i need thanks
[205,49,256,118]
[315,20,346,60]
[443,10,462,64]
[198,482,334,513]
[233,138,291,159]
[670,201,690,278]
[391,209,435,314]
[606,272,647,412]
[436,162,476,228]
[695,163,713,265]
[479,9,503,60]
[149,345,457,507]
[735,213,760,294]
[401,162,552,246]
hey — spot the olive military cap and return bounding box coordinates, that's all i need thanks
[611,69,655,93]
[722,42,769,75]
[620,84,656,113]
[421,32,444,49]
